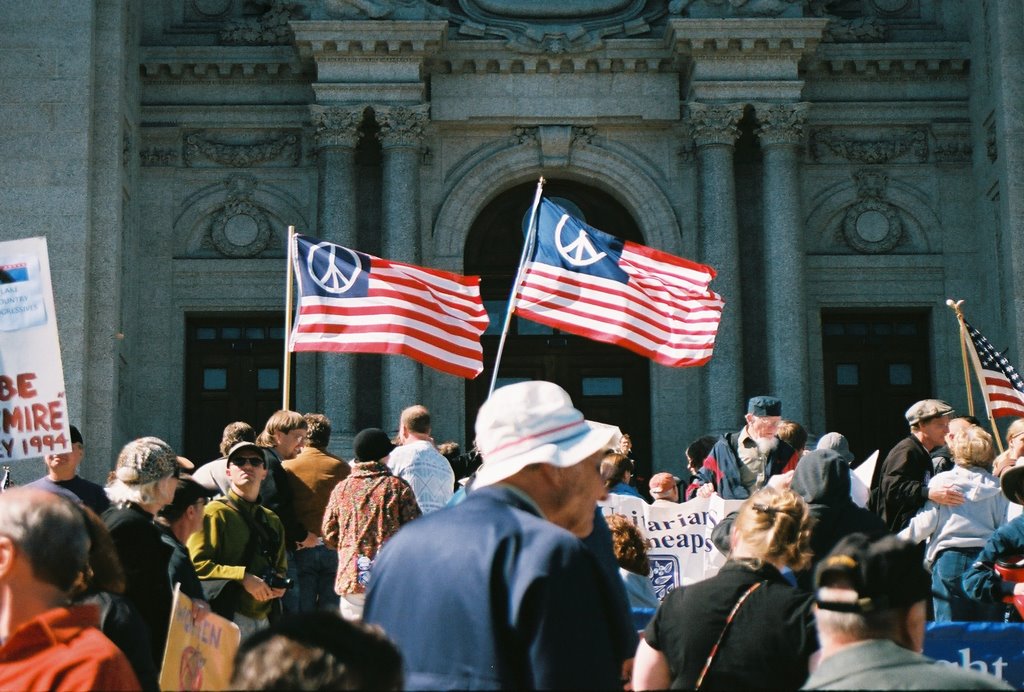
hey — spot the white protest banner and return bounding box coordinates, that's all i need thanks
[161,585,241,691]
[851,450,878,508]
[600,494,744,599]
[0,237,71,461]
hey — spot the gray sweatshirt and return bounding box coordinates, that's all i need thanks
[898,465,1010,564]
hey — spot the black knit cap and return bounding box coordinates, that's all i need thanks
[815,533,930,613]
[353,428,396,462]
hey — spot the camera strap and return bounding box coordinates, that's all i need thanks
[222,496,281,567]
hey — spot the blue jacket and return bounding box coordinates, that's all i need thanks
[962,514,1024,604]
[364,485,625,690]
[700,433,796,500]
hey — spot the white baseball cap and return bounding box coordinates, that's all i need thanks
[473,381,617,488]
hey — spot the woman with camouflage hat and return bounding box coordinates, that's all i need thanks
[102,437,182,669]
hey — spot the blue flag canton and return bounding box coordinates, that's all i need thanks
[531,199,629,284]
[295,236,371,299]
[967,322,1024,393]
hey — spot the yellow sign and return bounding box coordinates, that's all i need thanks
[160,585,241,691]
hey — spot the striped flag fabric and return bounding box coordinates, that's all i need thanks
[514,199,723,367]
[963,318,1024,418]
[289,234,489,379]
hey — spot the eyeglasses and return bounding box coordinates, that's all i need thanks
[229,456,265,468]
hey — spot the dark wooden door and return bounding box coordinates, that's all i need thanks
[821,310,933,465]
[465,181,653,478]
[184,316,292,463]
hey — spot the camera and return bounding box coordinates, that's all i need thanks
[261,569,294,590]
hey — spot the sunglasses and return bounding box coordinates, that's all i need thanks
[229,455,266,468]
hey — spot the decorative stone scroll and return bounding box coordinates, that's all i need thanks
[184,131,300,167]
[310,105,366,150]
[375,104,430,149]
[685,103,745,147]
[754,103,809,148]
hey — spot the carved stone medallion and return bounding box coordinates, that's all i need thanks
[210,200,273,258]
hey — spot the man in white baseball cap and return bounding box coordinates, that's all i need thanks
[363,381,626,689]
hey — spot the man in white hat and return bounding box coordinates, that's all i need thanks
[363,381,626,690]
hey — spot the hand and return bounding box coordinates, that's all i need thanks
[928,484,964,506]
[767,470,795,490]
[268,587,287,600]
[620,657,634,691]
[697,483,715,499]
[296,531,319,550]
[241,573,275,602]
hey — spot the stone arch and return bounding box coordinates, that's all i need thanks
[805,172,941,255]
[432,141,681,261]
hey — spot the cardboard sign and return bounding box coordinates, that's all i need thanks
[0,238,71,461]
[600,494,744,598]
[160,585,241,691]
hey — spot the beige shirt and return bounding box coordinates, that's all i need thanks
[736,427,769,492]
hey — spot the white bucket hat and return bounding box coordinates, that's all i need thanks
[473,381,617,488]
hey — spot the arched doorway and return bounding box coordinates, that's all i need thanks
[464,180,653,482]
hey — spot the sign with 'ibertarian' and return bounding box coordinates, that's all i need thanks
[0,237,71,461]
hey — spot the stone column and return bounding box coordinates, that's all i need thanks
[376,104,429,431]
[756,103,810,425]
[310,105,364,444]
[688,102,746,434]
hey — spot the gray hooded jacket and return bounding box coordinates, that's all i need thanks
[897,464,1010,564]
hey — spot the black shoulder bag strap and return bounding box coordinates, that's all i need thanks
[222,497,280,567]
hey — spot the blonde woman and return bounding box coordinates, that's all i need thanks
[994,418,1024,478]
[633,487,817,691]
[898,425,1009,621]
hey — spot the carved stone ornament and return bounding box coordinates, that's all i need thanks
[311,105,365,149]
[323,0,451,20]
[511,126,539,145]
[209,199,273,258]
[184,132,300,167]
[571,126,596,146]
[140,148,177,167]
[671,0,804,18]
[219,1,300,46]
[842,200,902,254]
[448,0,663,54]
[375,105,430,149]
[932,137,972,164]
[809,128,927,164]
[685,103,745,147]
[853,169,888,199]
[755,103,810,148]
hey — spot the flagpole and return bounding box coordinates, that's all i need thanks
[488,176,545,397]
[946,299,974,418]
[283,225,296,411]
[948,299,1004,453]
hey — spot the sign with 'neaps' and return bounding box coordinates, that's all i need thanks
[0,237,71,462]
[600,494,744,599]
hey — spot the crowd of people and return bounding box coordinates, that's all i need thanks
[2,385,1024,690]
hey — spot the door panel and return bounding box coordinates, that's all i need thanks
[822,311,932,465]
[184,316,291,463]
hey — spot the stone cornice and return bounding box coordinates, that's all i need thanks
[806,42,970,76]
[140,46,306,80]
[290,20,448,61]
[665,18,829,58]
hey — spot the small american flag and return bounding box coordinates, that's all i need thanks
[963,318,1024,418]
[515,199,723,367]
[289,235,489,379]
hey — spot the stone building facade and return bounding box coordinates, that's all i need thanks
[3,0,1023,483]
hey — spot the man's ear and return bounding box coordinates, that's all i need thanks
[0,536,16,580]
